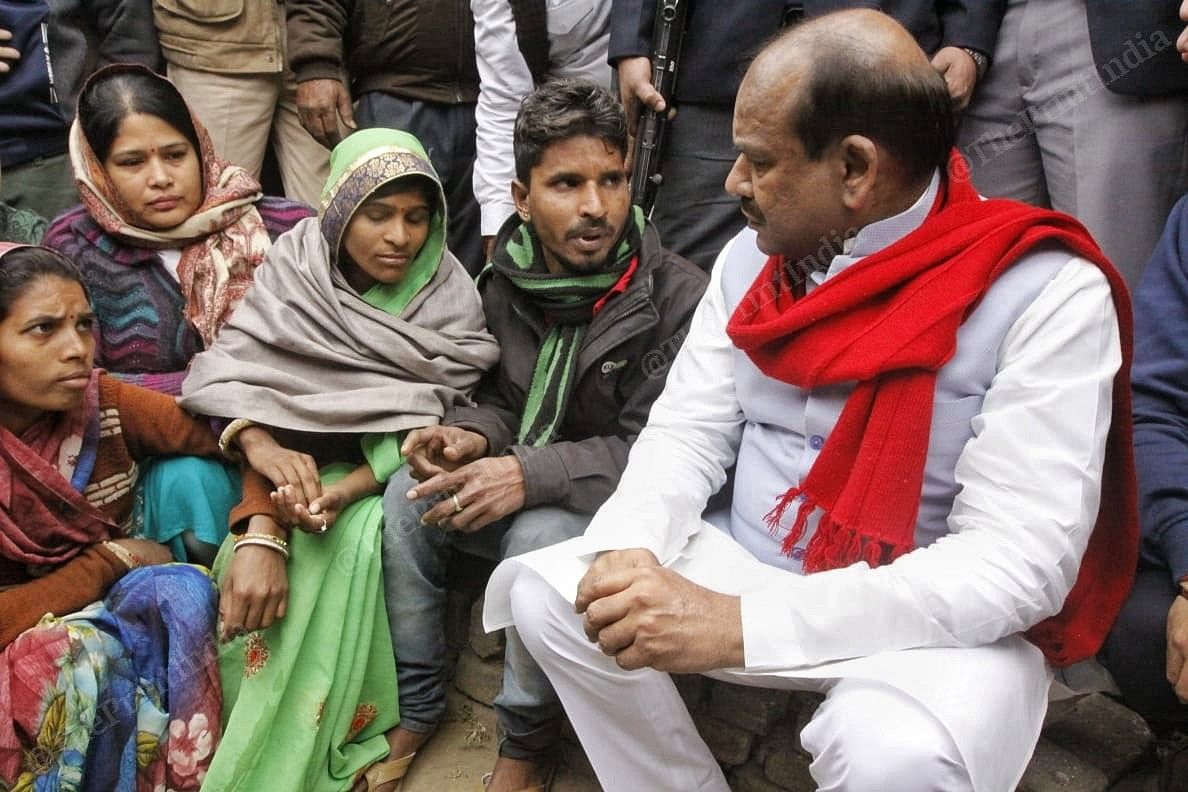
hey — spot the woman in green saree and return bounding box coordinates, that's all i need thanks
[179,129,499,792]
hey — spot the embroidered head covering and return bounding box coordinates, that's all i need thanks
[68,63,270,347]
[0,244,111,565]
[319,128,448,317]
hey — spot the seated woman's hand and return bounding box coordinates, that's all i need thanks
[108,538,174,568]
[271,483,334,533]
[219,516,289,641]
[273,465,379,534]
[238,426,323,504]
[305,482,350,531]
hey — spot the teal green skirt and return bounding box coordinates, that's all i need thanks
[133,456,241,562]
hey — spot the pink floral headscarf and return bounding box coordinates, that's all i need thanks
[68,64,270,347]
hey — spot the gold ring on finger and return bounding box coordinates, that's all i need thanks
[451,493,464,514]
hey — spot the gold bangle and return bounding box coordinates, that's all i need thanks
[101,540,141,571]
[232,537,290,561]
[236,532,289,550]
[218,418,257,461]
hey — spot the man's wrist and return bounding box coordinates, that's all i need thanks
[719,594,746,668]
[508,444,563,508]
[961,47,990,80]
[498,452,526,486]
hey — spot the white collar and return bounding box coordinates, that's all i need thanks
[809,170,942,289]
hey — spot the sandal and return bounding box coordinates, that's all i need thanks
[479,762,557,792]
[361,751,415,792]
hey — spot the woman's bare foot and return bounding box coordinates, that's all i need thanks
[385,725,432,761]
[351,726,433,792]
[483,756,553,792]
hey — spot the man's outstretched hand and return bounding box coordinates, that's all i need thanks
[406,455,525,533]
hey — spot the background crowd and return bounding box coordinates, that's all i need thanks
[1,1,1188,791]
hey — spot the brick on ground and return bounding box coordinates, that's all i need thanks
[763,747,815,792]
[1041,694,1153,782]
[732,761,793,792]
[697,714,757,766]
[468,596,505,660]
[707,682,791,734]
[453,648,503,707]
[1019,738,1111,792]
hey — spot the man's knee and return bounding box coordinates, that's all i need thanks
[508,569,586,665]
[381,467,449,581]
[383,468,436,541]
[802,680,972,792]
[503,507,589,558]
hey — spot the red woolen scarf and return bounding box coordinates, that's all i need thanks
[725,151,1137,666]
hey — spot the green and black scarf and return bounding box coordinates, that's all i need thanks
[490,206,645,447]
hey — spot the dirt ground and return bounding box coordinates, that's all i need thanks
[400,690,600,792]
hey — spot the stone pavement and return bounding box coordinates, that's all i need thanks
[399,591,1171,792]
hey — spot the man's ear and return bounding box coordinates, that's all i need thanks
[837,135,879,211]
[511,179,530,221]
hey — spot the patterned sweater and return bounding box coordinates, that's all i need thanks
[0,375,273,648]
[42,197,313,395]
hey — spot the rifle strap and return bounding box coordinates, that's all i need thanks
[510,0,551,84]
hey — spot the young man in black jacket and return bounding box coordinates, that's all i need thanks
[378,79,707,792]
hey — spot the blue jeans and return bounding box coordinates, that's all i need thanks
[381,466,591,760]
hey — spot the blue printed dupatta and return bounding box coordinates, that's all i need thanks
[0,565,221,791]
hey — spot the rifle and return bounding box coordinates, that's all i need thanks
[629,0,689,214]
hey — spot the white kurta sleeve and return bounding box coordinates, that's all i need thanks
[472,0,533,236]
[741,258,1122,670]
[581,245,747,563]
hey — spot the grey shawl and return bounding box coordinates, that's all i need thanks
[179,217,499,433]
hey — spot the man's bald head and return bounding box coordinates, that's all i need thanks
[742,9,955,185]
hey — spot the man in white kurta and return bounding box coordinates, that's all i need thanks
[484,11,1133,791]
